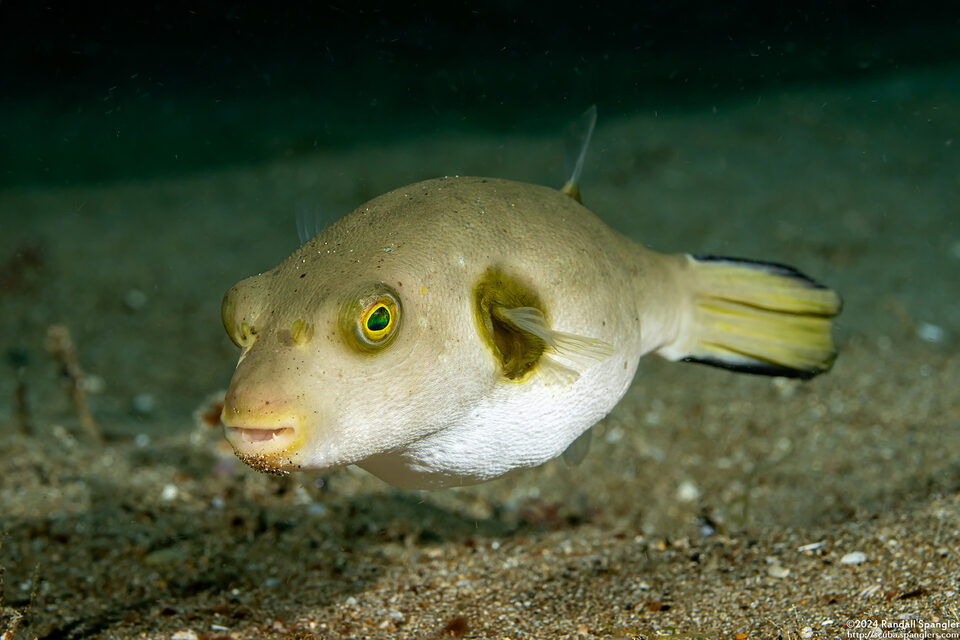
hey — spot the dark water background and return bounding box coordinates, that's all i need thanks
[3,1,958,188]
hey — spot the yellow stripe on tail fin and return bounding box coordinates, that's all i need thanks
[673,255,842,379]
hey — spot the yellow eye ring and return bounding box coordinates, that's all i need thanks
[358,294,399,345]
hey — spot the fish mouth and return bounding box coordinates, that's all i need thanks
[223,424,299,456]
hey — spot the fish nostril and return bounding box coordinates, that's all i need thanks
[290,318,314,345]
[238,322,257,348]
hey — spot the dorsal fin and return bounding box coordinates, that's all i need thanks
[295,203,332,246]
[560,105,598,203]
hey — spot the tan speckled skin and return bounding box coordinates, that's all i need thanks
[221,176,690,488]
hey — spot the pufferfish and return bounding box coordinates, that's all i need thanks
[220,107,841,489]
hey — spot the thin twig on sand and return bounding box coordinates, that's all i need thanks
[45,324,101,444]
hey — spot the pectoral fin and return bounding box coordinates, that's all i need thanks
[494,305,614,384]
[473,268,613,384]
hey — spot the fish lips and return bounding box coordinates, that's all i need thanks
[221,419,304,475]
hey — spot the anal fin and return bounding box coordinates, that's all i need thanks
[562,428,593,466]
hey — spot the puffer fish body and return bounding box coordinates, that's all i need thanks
[220,116,841,489]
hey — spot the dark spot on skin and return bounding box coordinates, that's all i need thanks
[397,282,402,287]
[624,361,628,370]
[300,273,306,278]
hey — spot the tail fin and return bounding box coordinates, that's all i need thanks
[662,255,842,379]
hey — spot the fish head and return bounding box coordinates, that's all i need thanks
[219,187,495,476]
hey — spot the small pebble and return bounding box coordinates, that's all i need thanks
[134,433,150,448]
[131,393,156,416]
[51,424,77,448]
[291,484,313,505]
[771,376,800,398]
[840,551,867,565]
[171,632,198,640]
[144,546,188,566]
[123,288,148,312]
[916,322,946,344]
[699,520,716,538]
[800,627,814,639]
[160,484,178,502]
[82,374,106,394]
[676,480,700,502]
[344,596,358,607]
[767,564,790,578]
[307,503,328,517]
[605,427,623,444]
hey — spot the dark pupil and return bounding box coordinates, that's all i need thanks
[367,306,391,332]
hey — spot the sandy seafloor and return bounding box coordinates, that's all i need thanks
[1,64,959,639]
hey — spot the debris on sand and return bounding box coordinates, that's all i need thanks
[5,349,31,435]
[45,324,101,443]
[840,551,868,565]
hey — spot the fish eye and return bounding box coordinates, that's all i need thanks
[357,294,400,346]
